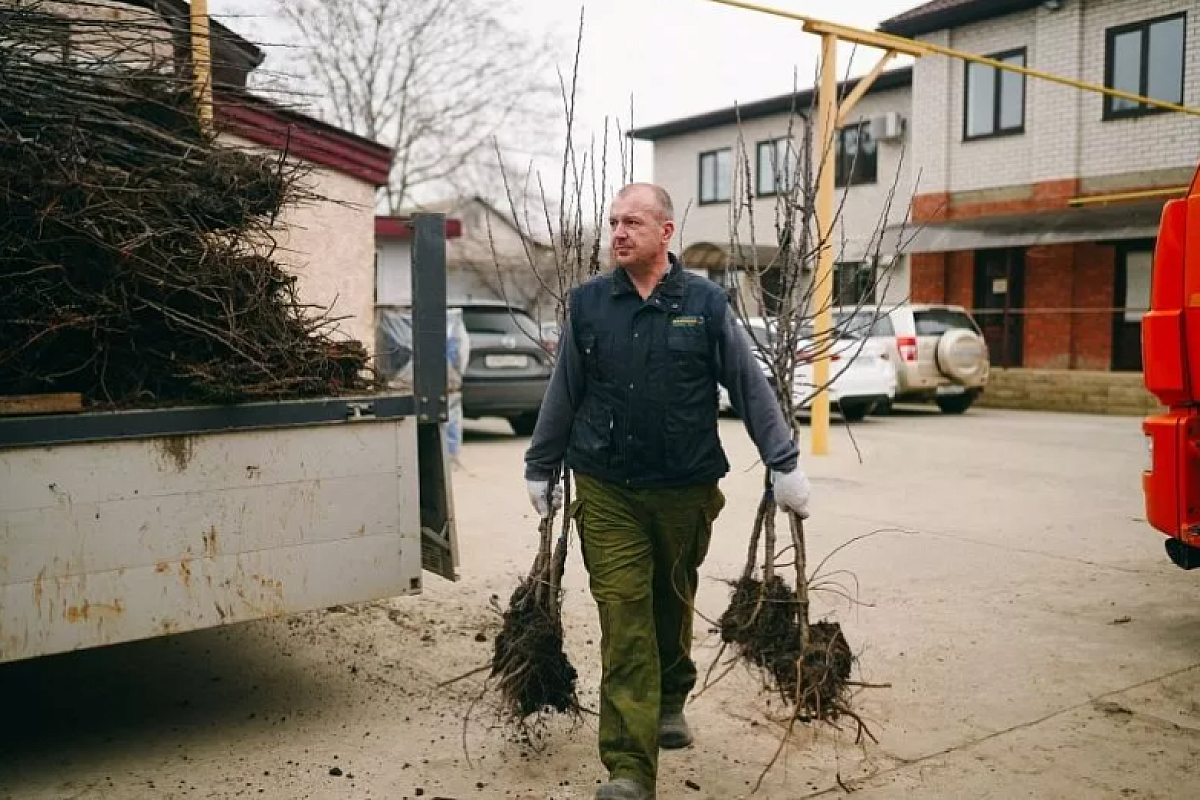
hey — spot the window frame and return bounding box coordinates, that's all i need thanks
[1103,12,1187,121]
[834,122,878,189]
[962,47,1027,142]
[833,260,878,308]
[755,137,794,198]
[698,148,732,205]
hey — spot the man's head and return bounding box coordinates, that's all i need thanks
[608,183,675,271]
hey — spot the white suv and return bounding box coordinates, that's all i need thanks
[719,317,898,422]
[833,304,990,414]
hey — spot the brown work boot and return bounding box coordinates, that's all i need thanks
[658,709,693,749]
[594,777,652,800]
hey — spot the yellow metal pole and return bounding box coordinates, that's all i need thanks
[805,17,1200,118]
[698,0,1200,118]
[837,50,898,127]
[1068,186,1188,207]
[190,0,213,130]
[811,32,838,457]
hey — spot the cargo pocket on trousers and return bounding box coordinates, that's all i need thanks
[695,485,726,565]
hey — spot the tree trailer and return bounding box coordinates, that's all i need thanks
[0,217,459,663]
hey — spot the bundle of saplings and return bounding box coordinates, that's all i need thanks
[0,3,369,406]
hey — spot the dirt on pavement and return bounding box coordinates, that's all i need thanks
[4,409,1200,800]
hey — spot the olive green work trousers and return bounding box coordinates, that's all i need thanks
[573,473,726,791]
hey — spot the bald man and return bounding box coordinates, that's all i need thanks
[524,183,809,800]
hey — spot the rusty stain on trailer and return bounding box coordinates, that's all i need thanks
[179,559,192,588]
[156,435,195,471]
[64,599,125,623]
[32,567,46,614]
[202,526,219,557]
[155,562,170,574]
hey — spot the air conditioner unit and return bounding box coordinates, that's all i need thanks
[872,111,906,141]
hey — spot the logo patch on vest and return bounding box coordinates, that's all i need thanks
[671,315,704,328]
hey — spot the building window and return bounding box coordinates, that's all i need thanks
[1104,13,1186,119]
[834,261,877,307]
[699,149,732,204]
[834,122,877,188]
[756,138,794,197]
[964,48,1026,140]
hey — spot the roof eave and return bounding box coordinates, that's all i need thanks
[628,66,911,142]
[879,0,1046,38]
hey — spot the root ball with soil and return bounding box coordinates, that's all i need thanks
[714,493,858,724]
[488,489,582,727]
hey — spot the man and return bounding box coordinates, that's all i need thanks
[524,183,810,800]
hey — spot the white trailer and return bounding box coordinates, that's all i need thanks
[0,215,459,665]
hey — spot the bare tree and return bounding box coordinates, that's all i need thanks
[438,10,635,747]
[276,0,558,212]
[702,65,920,790]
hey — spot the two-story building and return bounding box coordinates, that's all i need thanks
[882,0,1198,387]
[630,68,916,318]
[631,0,1197,412]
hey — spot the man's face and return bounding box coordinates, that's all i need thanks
[608,189,674,269]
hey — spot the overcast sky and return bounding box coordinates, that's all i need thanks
[208,0,921,182]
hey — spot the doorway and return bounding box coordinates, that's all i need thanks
[974,248,1026,368]
[1112,242,1154,372]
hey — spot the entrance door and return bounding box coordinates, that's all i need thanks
[1112,243,1154,372]
[974,248,1026,368]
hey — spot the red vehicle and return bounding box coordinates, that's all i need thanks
[1143,166,1200,568]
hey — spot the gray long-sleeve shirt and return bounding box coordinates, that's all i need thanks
[524,295,800,482]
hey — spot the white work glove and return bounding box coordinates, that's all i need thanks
[527,479,563,518]
[771,468,811,518]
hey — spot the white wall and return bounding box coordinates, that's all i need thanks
[913,0,1200,196]
[220,134,378,351]
[835,88,918,263]
[1079,0,1200,180]
[649,84,914,263]
[376,240,412,306]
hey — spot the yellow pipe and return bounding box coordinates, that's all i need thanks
[811,32,837,457]
[1068,186,1188,207]
[699,0,1200,118]
[190,0,213,130]
[837,50,898,127]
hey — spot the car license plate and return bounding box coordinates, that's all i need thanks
[485,354,528,369]
[936,385,966,396]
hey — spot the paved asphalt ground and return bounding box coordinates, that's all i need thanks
[3,407,1200,799]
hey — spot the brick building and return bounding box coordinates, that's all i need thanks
[883,0,1200,375]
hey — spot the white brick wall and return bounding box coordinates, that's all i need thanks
[1079,0,1200,178]
[914,0,1200,195]
[1031,0,1084,182]
[945,10,1039,192]
[912,29,953,193]
[650,85,914,265]
[652,113,806,252]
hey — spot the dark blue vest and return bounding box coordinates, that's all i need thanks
[565,260,730,487]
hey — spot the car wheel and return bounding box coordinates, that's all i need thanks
[936,394,975,415]
[839,402,871,423]
[509,411,539,436]
[936,329,989,384]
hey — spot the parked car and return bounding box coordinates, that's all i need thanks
[455,302,552,435]
[833,304,990,414]
[539,320,561,356]
[719,316,897,422]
